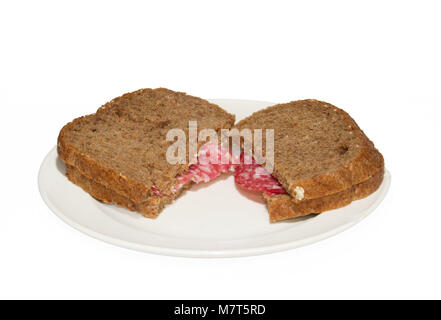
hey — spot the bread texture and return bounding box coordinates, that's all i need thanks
[58,88,235,204]
[264,168,384,222]
[235,99,384,203]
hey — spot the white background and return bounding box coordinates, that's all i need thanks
[1,0,440,299]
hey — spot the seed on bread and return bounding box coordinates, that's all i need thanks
[293,186,304,201]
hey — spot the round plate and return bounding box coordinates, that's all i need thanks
[38,99,391,258]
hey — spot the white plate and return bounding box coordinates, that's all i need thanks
[38,99,391,258]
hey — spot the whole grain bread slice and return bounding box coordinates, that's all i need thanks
[235,99,384,202]
[263,168,384,222]
[58,88,235,203]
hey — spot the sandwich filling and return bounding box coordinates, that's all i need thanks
[233,152,287,196]
[151,144,235,197]
[151,145,288,198]
[152,144,287,197]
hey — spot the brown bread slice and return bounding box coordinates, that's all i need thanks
[235,99,384,202]
[65,165,190,218]
[58,88,235,204]
[263,168,384,222]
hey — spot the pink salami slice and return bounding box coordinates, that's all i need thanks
[172,144,235,192]
[234,152,287,196]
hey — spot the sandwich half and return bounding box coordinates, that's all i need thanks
[58,88,235,218]
[234,99,384,222]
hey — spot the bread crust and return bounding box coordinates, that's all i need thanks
[263,168,384,222]
[58,128,153,203]
[284,133,383,202]
[65,164,191,218]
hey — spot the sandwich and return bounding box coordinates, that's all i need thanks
[233,99,384,222]
[58,89,384,223]
[58,88,235,218]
